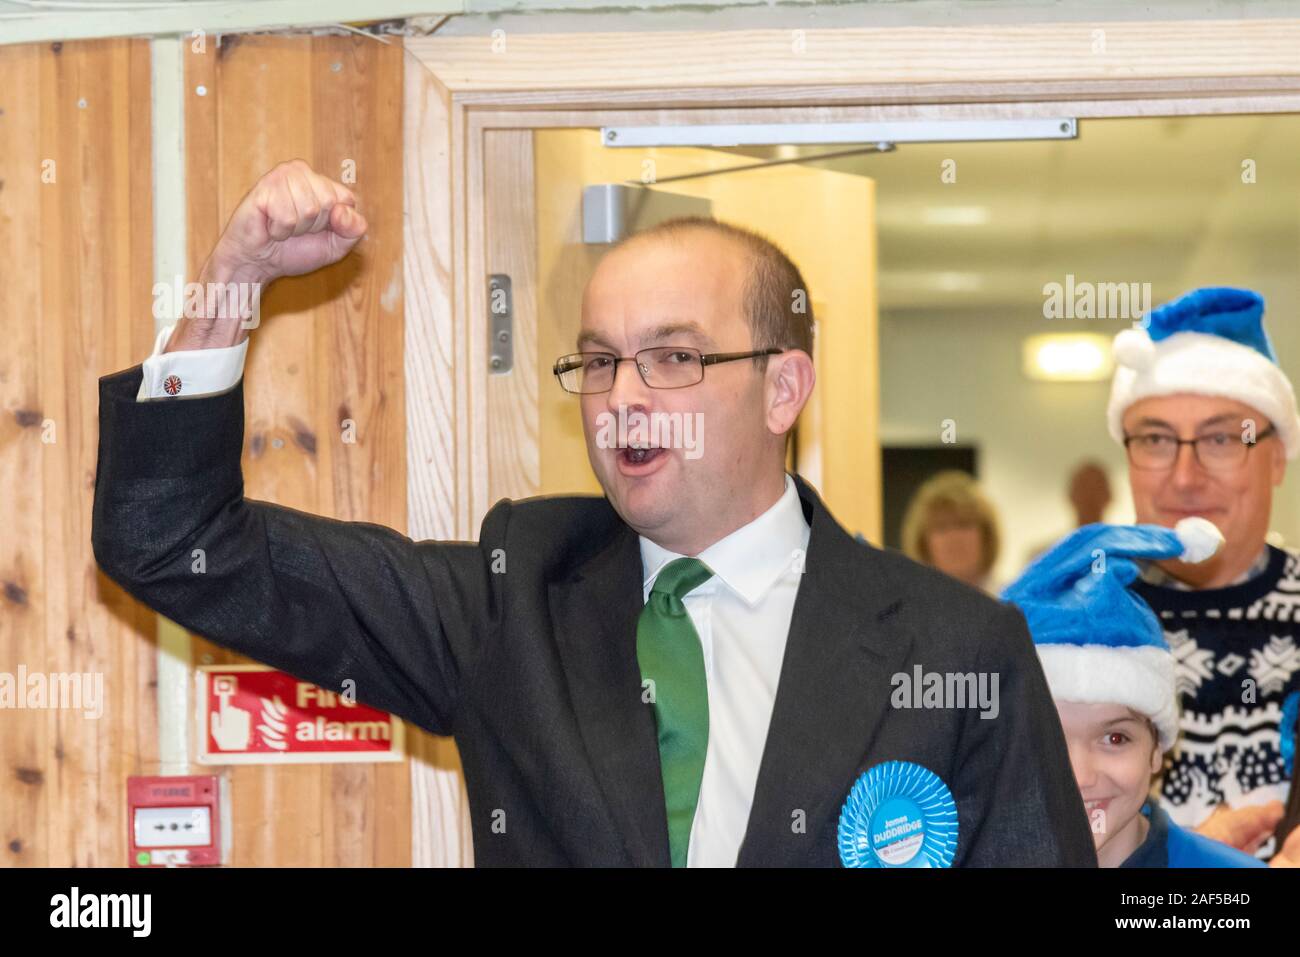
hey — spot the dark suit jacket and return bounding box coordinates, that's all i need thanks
[92,364,1096,867]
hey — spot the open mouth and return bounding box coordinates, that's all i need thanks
[621,446,665,466]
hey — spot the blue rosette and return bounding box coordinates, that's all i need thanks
[838,760,959,868]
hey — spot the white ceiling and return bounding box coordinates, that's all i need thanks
[725,114,1300,318]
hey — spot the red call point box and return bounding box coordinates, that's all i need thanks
[196,664,404,765]
[128,775,221,867]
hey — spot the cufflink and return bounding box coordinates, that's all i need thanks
[163,375,183,396]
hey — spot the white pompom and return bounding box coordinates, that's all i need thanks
[1112,328,1156,371]
[1175,517,1225,564]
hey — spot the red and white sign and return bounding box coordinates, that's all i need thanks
[127,774,221,867]
[196,665,404,765]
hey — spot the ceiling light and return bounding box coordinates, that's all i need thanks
[922,206,989,226]
[1023,333,1114,381]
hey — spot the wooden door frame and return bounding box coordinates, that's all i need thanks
[399,18,1300,866]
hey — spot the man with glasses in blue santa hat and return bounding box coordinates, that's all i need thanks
[1108,286,1300,864]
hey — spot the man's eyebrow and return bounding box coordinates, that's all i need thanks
[575,330,614,351]
[1133,417,1176,431]
[1194,413,1237,431]
[1132,413,1241,433]
[639,321,714,347]
[576,321,717,353]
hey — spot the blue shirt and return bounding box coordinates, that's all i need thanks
[1121,800,1266,868]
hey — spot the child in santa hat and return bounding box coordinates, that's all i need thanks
[1002,518,1265,867]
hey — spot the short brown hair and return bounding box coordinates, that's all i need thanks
[618,217,815,364]
[901,470,1001,577]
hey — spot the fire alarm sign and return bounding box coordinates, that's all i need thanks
[195,665,404,765]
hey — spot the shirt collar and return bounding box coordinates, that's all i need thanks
[1138,544,1270,591]
[639,473,811,607]
[1120,800,1170,868]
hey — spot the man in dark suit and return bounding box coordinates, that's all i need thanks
[93,160,1095,867]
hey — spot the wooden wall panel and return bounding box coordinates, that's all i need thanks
[482,131,540,503]
[0,38,156,867]
[1,32,412,870]
[183,33,409,867]
[402,51,475,868]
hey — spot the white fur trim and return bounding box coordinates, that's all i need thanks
[1108,330,1300,460]
[1174,516,1225,563]
[1038,644,1179,751]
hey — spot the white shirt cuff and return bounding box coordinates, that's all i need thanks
[136,323,249,401]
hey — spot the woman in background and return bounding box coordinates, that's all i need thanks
[901,470,1001,594]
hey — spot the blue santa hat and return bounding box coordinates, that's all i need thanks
[1001,518,1224,751]
[1108,287,1300,460]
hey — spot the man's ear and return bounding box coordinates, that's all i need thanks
[765,349,815,438]
[1271,436,1287,487]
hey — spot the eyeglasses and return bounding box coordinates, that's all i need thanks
[552,346,784,395]
[1123,425,1277,472]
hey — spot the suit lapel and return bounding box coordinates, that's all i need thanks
[549,522,671,867]
[735,476,915,867]
[548,477,912,868]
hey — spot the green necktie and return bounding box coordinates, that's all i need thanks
[636,556,715,868]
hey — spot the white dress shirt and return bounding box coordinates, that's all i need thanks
[135,323,248,401]
[135,328,813,867]
[640,473,811,867]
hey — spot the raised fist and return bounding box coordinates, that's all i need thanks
[205,159,368,286]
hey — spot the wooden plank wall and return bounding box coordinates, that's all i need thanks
[0,33,415,867]
[0,38,156,867]
[183,33,410,867]
[401,53,475,867]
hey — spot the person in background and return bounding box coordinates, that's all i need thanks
[1002,519,1265,867]
[901,470,1001,593]
[1069,460,1114,527]
[1024,460,1114,566]
[1108,286,1300,863]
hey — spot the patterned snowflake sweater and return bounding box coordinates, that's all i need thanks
[1133,545,1300,858]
